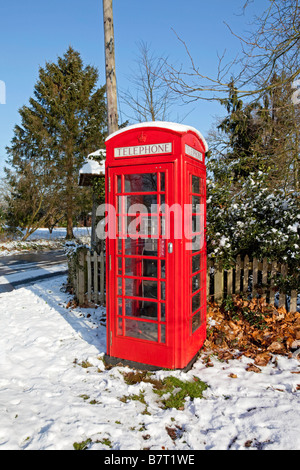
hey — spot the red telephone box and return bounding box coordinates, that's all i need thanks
[104,122,208,370]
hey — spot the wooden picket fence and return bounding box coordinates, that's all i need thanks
[69,248,106,306]
[207,255,298,312]
[69,249,298,312]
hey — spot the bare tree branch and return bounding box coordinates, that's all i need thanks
[163,0,300,102]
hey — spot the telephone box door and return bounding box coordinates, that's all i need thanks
[107,163,175,368]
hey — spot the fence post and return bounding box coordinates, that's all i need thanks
[227,268,233,296]
[100,251,105,306]
[86,251,92,302]
[206,261,211,299]
[252,258,259,299]
[290,290,298,312]
[77,251,85,305]
[270,261,277,306]
[93,251,99,304]
[235,255,242,294]
[262,258,268,301]
[243,255,250,295]
[214,264,224,303]
[278,264,287,308]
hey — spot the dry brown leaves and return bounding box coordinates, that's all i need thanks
[204,296,300,367]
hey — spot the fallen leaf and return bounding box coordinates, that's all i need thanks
[246,364,261,373]
[267,341,285,353]
[254,353,271,367]
[165,427,177,441]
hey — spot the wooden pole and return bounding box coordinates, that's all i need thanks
[103,0,119,135]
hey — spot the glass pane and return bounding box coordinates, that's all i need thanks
[143,280,158,299]
[160,324,166,343]
[117,238,122,253]
[192,254,201,273]
[117,257,122,275]
[191,235,202,253]
[124,258,157,278]
[118,299,122,316]
[117,175,122,193]
[160,173,165,192]
[192,312,201,333]
[125,319,158,342]
[117,196,122,214]
[192,175,200,194]
[143,259,158,278]
[125,299,158,319]
[125,257,142,277]
[161,282,165,300]
[118,277,122,295]
[160,216,166,236]
[161,260,165,279]
[125,278,158,299]
[117,317,123,335]
[124,173,157,193]
[161,303,165,321]
[192,291,201,313]
[124,238,158,256]
[160,194,165,212]
[192,215,201,233]
[125,216,158,237]
[192,196,201,213]
[192,273,201,293]
[126,195,158,214]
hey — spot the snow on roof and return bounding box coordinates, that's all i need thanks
[78,149,106,185]
[79,149,106,176]
[88,149,106,159]
[105,121,208,152]
[79,159,105,176]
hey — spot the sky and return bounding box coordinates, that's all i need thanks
[0,0,269,179]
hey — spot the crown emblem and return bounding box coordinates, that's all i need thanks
[138,132,147,143]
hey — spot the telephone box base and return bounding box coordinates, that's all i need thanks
[103,353,200,372]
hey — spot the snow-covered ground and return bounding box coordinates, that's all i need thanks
[0,227,91,256]
[0,275,299,450]
[27,227,91,241]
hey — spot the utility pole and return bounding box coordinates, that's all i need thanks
[102,0,118,135]
[90,1,118,253]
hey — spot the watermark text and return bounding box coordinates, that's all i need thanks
[95,201,205,251]
[0,80,6,104]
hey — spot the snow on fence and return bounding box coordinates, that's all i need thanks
[69,250,298,312]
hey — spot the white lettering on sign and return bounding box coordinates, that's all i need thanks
[185,144,203,161]
[114,142,172,158]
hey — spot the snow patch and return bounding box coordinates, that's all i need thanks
[105,121,209,152]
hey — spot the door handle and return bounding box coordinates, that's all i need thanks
[168,243,173,254]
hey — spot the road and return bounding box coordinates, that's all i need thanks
[0,250,68,294]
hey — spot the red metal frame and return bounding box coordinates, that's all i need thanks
[105,124,207,370]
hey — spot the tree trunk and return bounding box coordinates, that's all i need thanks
[65,145,75,240]
[66,208,74,240]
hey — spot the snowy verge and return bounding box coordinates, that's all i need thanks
[0,227,91,257]
[0,275,299,450]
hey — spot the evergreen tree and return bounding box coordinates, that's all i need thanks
[215,76,300,193]
[206,77,300,285]
[5,47,107,239]
[217,83,264,181]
